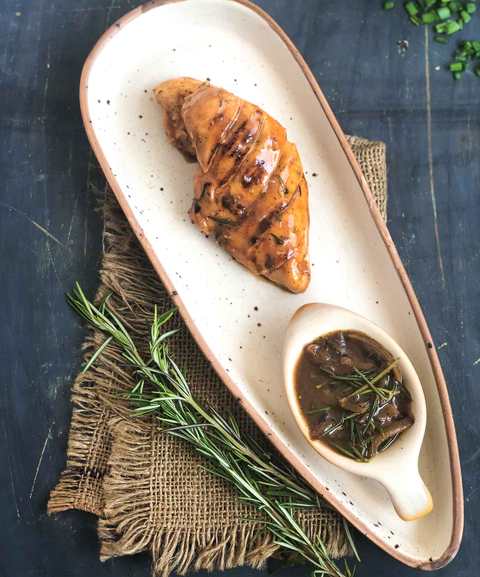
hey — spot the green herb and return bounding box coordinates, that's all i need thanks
[443,20,462,34]
[363,396,380,436]
[67,283,358,577]
[344,359,399,401]
[399,0,477,34]
[449,60,465,70]
[329,441,362,461]
[437,6,452,20]
[317,367,376,382]
[306,406,330,415]
[383,0,480,80]
[378,432,400,452]
[309,358,406,462]
[383,1,396,9]
[448,37,480,77]
[324,412,358,436]
[405,1,420,17]
[352,366,391,399]
[82,335,112,373]
[422,11,438,23]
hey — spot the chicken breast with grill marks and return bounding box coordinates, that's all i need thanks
[154,77,310,293]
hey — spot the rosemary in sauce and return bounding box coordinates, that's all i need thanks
[295,330,414,462]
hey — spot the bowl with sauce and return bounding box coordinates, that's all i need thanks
[284,303,433,521]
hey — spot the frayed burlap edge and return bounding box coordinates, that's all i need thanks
[98,418,280,575]
[97,417,350,577]
[48,136,386,576]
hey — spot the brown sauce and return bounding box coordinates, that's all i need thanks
[295,330,413,461]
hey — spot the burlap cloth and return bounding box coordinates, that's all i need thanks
[48,136,387,576]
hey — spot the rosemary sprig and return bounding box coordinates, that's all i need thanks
[323,413,358,436]
[344,359,399,400]
[378,432,400,453]
[67,283,358,577]
[317,367,376,382]
[310,358,402,462]
[306,407,331,415]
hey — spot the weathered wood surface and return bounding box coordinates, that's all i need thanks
[0,1,478,576]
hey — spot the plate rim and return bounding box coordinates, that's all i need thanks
[78,0,463,569]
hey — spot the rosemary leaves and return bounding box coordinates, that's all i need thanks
[67,283,358,577]
[295,331,414,462]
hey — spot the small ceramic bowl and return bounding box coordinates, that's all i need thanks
[284,303,433,521]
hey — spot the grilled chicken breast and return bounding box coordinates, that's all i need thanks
[154,77,310,293]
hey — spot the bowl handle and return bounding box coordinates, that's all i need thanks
[379,467,433,521]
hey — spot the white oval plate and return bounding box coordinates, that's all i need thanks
[79,0,462,569]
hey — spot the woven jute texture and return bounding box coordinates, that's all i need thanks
[48,136,387,576]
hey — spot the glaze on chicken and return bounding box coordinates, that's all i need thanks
[154,77,310,293]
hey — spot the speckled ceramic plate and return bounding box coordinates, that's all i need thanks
[79,0,463,569]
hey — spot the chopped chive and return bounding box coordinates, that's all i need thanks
[445,20,462,34]
[449,60,465,71]
[437,6,451,19]
[383,0,395,9]
[422,11,438,23]
[434,34,449,43]
[466,3,477,15]
[405,2,420,17]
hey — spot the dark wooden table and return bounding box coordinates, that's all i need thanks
[1,1,479,576]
